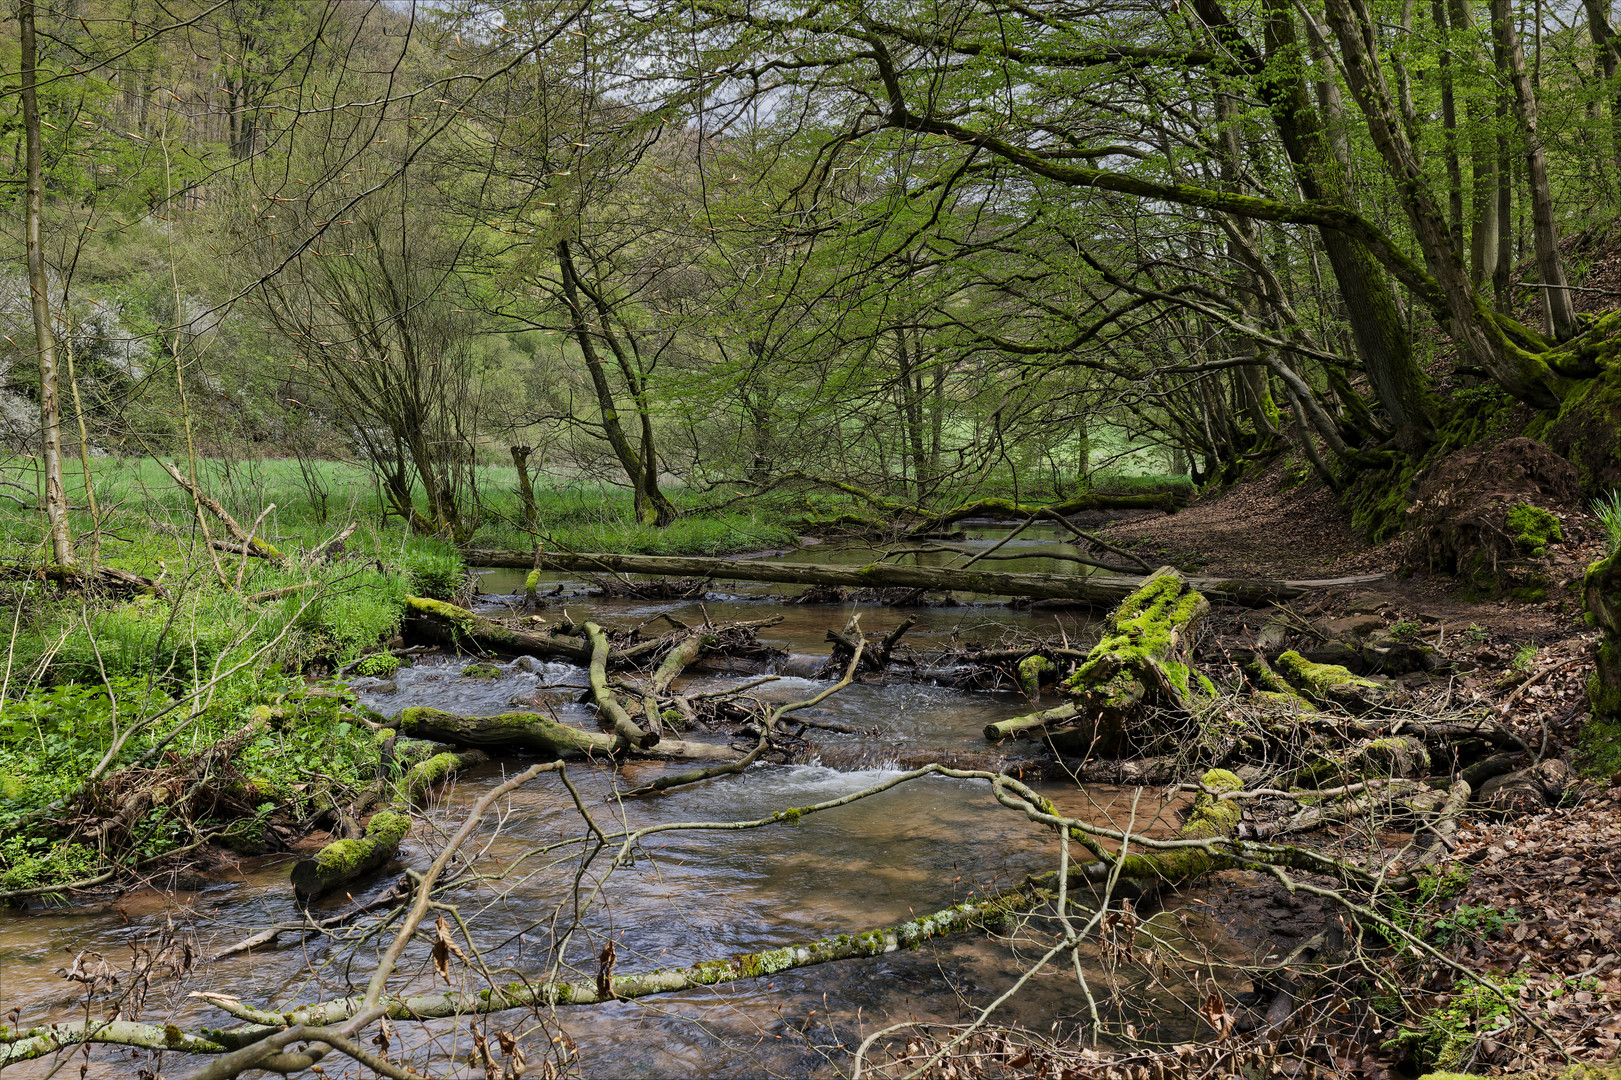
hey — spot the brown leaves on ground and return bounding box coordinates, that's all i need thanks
[1439,788,1621,1070]
[1102,461,1366,580]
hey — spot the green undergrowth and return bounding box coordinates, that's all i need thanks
[0,673,380,895]
[1577,714,1621,777]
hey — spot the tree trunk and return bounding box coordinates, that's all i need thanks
[555,240,678,526]
[1585,0,1621,198]
[464,549,1386,607]
[1197,0,1440,452]
[1451,0,1501,286]
[1321,0,1561,406]
[510,445,538,526]
[1490,0,1580,340]
[21,0,73,568]
[396,706,734,761]
[1435,0,1467,252]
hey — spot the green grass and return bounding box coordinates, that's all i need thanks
[1594,490,1621,556]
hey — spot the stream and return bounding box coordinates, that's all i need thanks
[0,529,1242,1078]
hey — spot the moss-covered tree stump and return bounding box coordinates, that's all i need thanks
[291,810,410,903]
[1060,568,1214,755]
[1584,554,1621,719]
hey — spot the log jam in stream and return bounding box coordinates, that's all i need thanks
[0,559,1226,1078]
[0,532,1517,1078]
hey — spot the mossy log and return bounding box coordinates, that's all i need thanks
[4,563,168,599]
[1291,735,1431,788]
[1273,651,1385,713]
[396,707,733,761]
[404,596,593,662]
[649,630,707,695]
[290,810,410,903]
[401,748,489,801]
[462,550,1384,608]
[1104,769,1246,886]
[0,886,1049,1066]
[984,702,1080,741]
[585,622,657,748]
[1060,568,1214,756]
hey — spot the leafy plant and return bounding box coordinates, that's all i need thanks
[1594,490,1621,556]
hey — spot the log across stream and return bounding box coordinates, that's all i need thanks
[0,578,1247,1079]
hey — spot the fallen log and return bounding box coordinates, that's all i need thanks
[6,563,168,599]
[401,748,489,801]
[1060,568,1212,756]
[396,706,734,761]
[158,460,286,564]
[403,596,592,663]
[585,622,657,748]
[464,550,1382,607]
[289,810,410,904]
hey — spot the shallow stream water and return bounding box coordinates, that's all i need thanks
[0,530,1235,1078]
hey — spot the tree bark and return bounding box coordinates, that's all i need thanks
[395,706,733,761]
[21,0,73,567]
[509,445,539,526]
[466,550,1385,608]
[1490,0,1580,340]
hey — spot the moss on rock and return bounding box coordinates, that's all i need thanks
[460,662,502,679]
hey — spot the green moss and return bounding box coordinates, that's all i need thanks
[1504,503,1562,557]
[356,653,401,678]
[1016,655,1054,695]
[313,810,409,873]
[402,752,459,800]
[1065,571,1210,705]
[1274,650,1378,707]
[460,663,502,679]
[1578,714,1621,777]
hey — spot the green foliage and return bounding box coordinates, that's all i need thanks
[355,653,402,678]
[1385,971,1532,1071]
[400,542,465,601]
[1593,490,1621,555]
[1504,504,1562,557]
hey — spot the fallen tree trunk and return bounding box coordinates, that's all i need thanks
[289,811,410,904]
[396,707,733,761]
[585,622,657,748]
[403,596,593,663]
[158,459,286,564]
[464,551,1383,607]
[6,562,168,598]
[1059,568,1212,756]
[907,491,1185,534]
[401,748,489,802]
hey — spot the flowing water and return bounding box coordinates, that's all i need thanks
[0,531,1237,1078]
